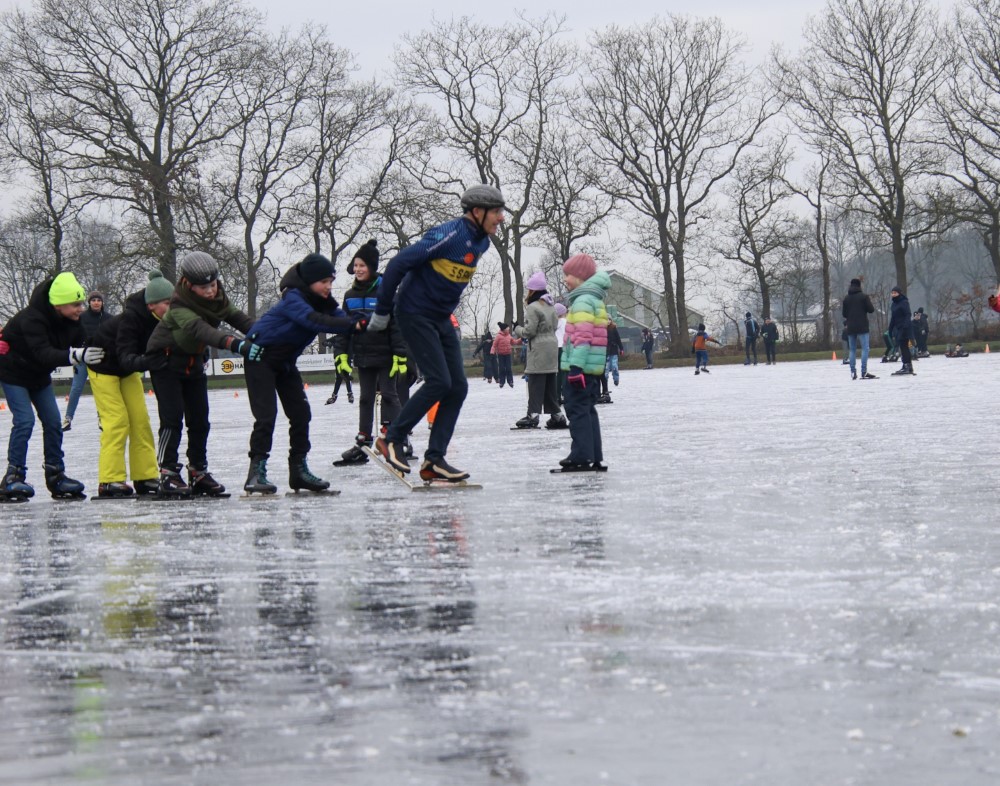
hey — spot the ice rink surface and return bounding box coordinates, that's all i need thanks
[0,353,998,785]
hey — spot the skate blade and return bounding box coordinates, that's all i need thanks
[332,458,368,466]
[0,495,31,504]
[285,489,340,497]
[51,494,88,502]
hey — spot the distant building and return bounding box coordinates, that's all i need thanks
[604,269,705,350]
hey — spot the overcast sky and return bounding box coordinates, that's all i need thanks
[250,0,839,75]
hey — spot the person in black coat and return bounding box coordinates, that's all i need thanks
[888,285,915,375]
[85,270,173,497]
[743,312,760,366]
[913,307,930,355]
[0,272,103,498]
[62,290,113,430]
[473,331,497,381]
[331,240,410,464]
[842,277,877,380]
[760,317,779,364]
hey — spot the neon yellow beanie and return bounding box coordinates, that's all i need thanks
[48,272,86,306]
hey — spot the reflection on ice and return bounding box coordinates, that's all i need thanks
[0,357,999,783]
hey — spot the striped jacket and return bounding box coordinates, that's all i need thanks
[560,270,610,375]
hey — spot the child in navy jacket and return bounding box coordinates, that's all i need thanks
[242,253,364,494]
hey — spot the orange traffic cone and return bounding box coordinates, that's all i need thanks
[0,401,6,410]
[832,350,838,361]
[147,388,153,396]
[986,343,991,353]
[427,401,440,427]
[234,391,239,398]
[304,382,309,389]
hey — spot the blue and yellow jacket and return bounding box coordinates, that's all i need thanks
[375,217,491,319]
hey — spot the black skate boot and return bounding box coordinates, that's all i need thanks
[325,393,337,405]
[188,465,227,496]
[375,437,411,473]
[335,432,371,466]
[156,465,192,498]
[419,458,470,482]
[892,363,915,376]
[44,464,86,500]
[134,479,160,496]
[289,458,330,492]
[514,414,540,429]
[545,413,569,430]
[1,465,34,501]
[244,458,278,495]
[98,481,134,499]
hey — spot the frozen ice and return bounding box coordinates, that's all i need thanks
[1,354,998,784]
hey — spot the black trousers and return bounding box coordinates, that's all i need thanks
[764,341,777,363]
[526,373,561,415]
[245,360,311,462]
[745,338,758,363]
[358,365,399,437]
[150,370,210,470]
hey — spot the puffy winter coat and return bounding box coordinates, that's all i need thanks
[490,330,515,356]
[842,283,875,335]
[331,274,406,367]
[246,264,358,369]
[560,270,610,374]
[89,289,163,377]
[514,297,559,374]
[146,280,253,376]
[0,277,85,392]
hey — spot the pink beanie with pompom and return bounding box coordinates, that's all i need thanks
[562,253,596,280]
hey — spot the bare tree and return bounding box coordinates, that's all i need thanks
[934,0,1000,280]
[0,216,51,320]
[582,15,777,352]
[534,122,615,263]
[3,0,266,281]
[220,29,318,318]
[396,13,576,323]
[0,66,80,273]
[294,41,417,266]
[773,0,950,288]
[717,139,800,321]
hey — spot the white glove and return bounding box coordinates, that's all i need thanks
[70,346,105,366]
[367,312,390,332]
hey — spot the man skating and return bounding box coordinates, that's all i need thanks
[369,184,505,482]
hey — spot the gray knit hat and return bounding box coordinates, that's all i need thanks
[179,251,219,285]
[144,269,174,303]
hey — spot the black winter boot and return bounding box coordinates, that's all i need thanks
[514,414,540,429]
[244,458,278,495]
[188,465,226,496]
[44,464,85,499]
[289,458,330,492]
[1,465,34,499]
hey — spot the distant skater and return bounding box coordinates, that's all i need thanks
[691,323,721,375]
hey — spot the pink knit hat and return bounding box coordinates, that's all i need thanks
[562,253,596,280]
[526,270,547,291]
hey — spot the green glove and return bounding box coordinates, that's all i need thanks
[390,355,407,378]
[335,354,352,374]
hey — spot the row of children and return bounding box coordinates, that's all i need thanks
[0,185,615,499]
[0,248,364,501]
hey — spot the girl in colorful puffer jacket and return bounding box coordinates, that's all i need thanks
[557,254,610,472]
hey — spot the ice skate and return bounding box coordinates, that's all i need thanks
[334,433,371,466]
[188,466,228,497]
[45,465,86,500]
[375,436,410,473]
[134,479,160,496]
[348,392,355,404]
[244,459,278,495]
[860,372,878,380]
[545,414,569,430]
[1,465,34,502]
[61,415,72,432]
[288,458,331,493]
[324,393,337,405]
[97,481,135,499]
[891,364,915,376]
[419,458,470,483]
[153,466,192,499]
[513,414,540,430]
